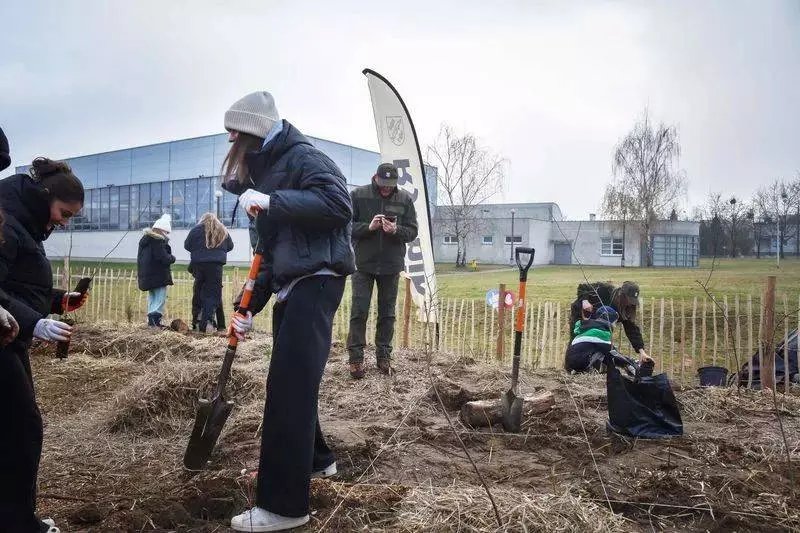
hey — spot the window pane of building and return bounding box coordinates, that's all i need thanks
[171,180,185,228]
[99,187,110,230]
[184,179,198,227]
[150,182,164,224]
[109,187,120,229]
[132,144,170,184]
[197,177,213,219]
[129,184,139,228]
[118,186,130,230]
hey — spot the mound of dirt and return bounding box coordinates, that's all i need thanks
[63,322,271,364]
[107,360,264,435]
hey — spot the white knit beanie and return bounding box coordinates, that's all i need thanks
[152,214,172,233]
[224,91,280,139]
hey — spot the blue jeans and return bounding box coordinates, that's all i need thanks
[147,286,167,315]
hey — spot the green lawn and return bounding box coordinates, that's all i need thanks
[435,258,800,303]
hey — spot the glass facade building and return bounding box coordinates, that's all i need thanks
[15,133,437,231]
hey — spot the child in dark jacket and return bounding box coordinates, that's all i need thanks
[565,305,619,372]
[184,213,234,333]
[137,214,175,327]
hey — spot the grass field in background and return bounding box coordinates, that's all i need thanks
[56,258,800,303]
[436,258,800,303]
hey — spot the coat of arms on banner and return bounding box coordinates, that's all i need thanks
[386,116,405,146]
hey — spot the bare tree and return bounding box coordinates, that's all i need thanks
[606,109,686,266]
[726,195,749,258]
[427,124,505,267]
[601,182,637,266]
[753,180,798,259]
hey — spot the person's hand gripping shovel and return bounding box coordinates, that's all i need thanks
[501,247,535,432]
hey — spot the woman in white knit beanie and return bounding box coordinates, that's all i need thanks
[222,91,355,533]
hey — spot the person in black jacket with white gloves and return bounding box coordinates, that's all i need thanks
[0,158,88,533]
[221,91,355,532]
[184,213,234,332]
[0,125,22,348]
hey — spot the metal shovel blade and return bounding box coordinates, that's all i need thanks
[502,388,524,432]
[183,395,234,470]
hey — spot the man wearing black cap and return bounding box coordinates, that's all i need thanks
[347,163,418,378]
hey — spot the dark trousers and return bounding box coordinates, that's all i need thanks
[347,271,399,363]
[0,342,44,532]
[190,263,224,330]
[256,276,344,517]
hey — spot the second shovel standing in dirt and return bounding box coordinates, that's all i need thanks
[502,247,535,432]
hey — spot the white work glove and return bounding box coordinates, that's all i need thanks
[231,311,253,340]
[33,318,73,343]
[239,189,270,216]
[0,305,20,346]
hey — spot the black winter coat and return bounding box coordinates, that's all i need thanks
[0,174,66,343]
[222,120,355,295]
[183,224,234,265]
[137,230,176,291]
[351,182,418,275]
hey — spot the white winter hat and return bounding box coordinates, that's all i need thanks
[152,214,172,233]
[224,91,280,139]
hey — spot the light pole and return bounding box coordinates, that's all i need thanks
[509,208,516,263]
[215,190,223,221]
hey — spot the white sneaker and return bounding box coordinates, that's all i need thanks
[230,507,309,532]
[41,518,60,533]
[311,461,337,479]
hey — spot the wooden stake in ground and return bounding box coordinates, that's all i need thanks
[701,297,707,366]
[784,294,789,395]
[401,277,411,348]
[712,300,718,366]
[496,283,506,360]
[760,276,777,391]
[649,298,655,360]
[680,300,686,381]
[691,297,697,369]
[659,298,665,371]
[747,294,754,388]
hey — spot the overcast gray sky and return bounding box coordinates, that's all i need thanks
[2,0,798,219]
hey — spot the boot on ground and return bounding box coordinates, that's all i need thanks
[349,362,365,379]
[377,358,392,376]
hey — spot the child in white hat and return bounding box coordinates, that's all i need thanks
[136,214,176,327]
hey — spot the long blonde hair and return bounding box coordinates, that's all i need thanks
[199,213,228,249]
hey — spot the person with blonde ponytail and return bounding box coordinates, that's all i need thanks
[184,212,234,332]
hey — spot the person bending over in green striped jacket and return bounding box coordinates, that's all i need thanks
[565,305,622,372]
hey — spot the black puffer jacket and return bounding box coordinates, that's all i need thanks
[184,224,234,265]
[223,120,355,294]
[0,174,66,343]
[351,182,418,275]
[137,230,176,291]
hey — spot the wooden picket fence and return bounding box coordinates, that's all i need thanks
[54,267,794,379]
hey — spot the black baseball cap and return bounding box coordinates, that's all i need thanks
[375,163,398,187]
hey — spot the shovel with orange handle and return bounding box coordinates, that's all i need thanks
[183,210,265,470]
[502,246,535,432]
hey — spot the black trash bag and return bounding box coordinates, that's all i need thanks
[734,329,799,388]
[606,359,683,438]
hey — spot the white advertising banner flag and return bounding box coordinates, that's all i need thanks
[363,69,437,322]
